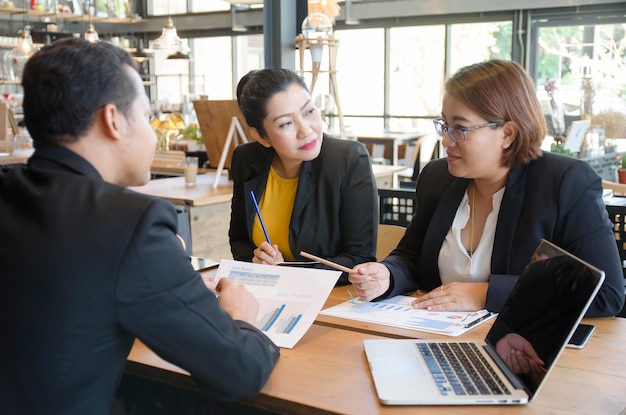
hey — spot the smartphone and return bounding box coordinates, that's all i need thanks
[190,256,219,272]
[566,323,595,349]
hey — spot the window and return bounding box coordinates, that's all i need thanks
[192,37,232,100]
[535,23,626,117]
[389,25,445,131]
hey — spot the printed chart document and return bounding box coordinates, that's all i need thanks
[215,259,340,348]
[320,295,496,337]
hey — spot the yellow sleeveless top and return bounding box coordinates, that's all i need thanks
[252,166,298,260]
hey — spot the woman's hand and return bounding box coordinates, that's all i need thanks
[348,263,391,301]
[252,241,284,265]
[412,282,488,311]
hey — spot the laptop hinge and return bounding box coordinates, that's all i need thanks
[483,343,530,393]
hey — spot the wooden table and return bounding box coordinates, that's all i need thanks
[0,154,27,166]
[125,284,626,415]
[129,173,234,260]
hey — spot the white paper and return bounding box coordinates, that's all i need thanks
[320,295,496,337]
[215,259,341,348]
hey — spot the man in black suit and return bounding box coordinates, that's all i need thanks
[0,38,279,414]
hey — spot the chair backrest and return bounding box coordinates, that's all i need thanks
[378,188,416,227]
[152,150,186,168]
[602,180,626,196]
[604,203,626,318]
[376,224,406,261]
[409,133,441,180]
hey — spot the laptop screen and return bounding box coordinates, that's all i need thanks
[485,240,604,396]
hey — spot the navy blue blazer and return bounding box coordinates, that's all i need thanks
[229,135,378,285]
[0,146,279,414]
[381,152,624,317]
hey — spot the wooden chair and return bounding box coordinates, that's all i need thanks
[152,150,186,168]
[378,188,416,227]
[602,180,626,196]
[398,133,441,188]
[376,224,406,261]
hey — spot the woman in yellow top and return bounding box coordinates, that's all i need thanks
[229,68,378,285]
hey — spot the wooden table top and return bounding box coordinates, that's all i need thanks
[0,154,27,166]
[126,283,626,415]
[128,172,233,206]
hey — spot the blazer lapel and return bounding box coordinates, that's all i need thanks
[291,159,316,219]
[421,178,468,279]
[491,164,527,272]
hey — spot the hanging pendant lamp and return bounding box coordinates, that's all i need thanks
[83,1,99,43]
[151,16,183,49]
[8,25,36,82]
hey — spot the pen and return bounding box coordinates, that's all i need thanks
[250,190,272,245]
[463,312,493,329]
[300,251,353,274]
[347,290,357,304]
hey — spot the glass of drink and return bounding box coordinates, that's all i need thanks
[184,156,198,186]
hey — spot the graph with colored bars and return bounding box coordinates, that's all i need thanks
[258,301,306,334]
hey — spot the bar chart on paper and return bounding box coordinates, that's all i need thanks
[258,301,307,334]
[215,259,341,348]
[321,295,496,336]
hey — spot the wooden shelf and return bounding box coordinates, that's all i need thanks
[0,6,145,24]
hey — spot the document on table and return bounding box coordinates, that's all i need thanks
[320,295,496,337]
[215,259,341,348]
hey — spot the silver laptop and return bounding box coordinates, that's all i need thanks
[363,239,605,405]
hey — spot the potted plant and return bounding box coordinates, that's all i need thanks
[618,154,626,184]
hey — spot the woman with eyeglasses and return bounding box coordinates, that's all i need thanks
[348,59,624,317]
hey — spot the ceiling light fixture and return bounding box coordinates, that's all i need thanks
[83,1,99,43]
[167,44,192,61]
[132,39,153,63]
[8,13,36,82]
[151,1,184,50]
[151,16,183,49]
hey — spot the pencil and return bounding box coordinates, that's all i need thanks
[250,190,272,245]
[300,251,353,274]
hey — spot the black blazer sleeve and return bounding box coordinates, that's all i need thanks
[117,198,279,401]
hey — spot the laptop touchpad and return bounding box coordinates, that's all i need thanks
[370,356,425,377]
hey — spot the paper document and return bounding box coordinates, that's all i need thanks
[215,259,341,348]
[320,295,496,337]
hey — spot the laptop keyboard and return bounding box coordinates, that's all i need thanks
[417,342,511,396]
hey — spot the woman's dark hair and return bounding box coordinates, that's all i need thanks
[446,60,545,168]
[22,37,139,147]
[236,68,309,138]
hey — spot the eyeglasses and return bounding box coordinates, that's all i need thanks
[433,118,503,143]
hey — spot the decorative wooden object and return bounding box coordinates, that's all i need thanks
[192,99,251,187]
[295,33,345,137]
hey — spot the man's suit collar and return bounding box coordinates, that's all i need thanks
[28,145,102,180]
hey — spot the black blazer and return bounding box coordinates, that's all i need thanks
[381,152,624,317]
[0,145,279,415]
[229,135,378,284]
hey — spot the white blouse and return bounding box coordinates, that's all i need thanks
[438,187,505,284]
